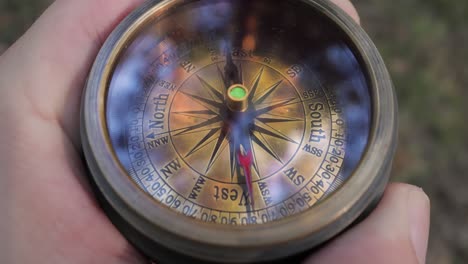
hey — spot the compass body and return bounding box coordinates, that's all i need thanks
[81,0,397,263]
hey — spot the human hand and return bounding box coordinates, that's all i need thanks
[0,0,429,263]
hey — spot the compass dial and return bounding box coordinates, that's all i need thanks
[105,0,370,224]
[83,0,396,262]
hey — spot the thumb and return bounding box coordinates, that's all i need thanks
[0,0,144,149]
[305,183,430,264]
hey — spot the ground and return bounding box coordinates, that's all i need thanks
[1,0,466,263]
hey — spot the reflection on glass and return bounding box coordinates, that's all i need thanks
[106,0,371,225]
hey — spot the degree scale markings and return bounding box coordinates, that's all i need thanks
[122,31,346,224]
[141,84,328,219]
[131,86,340,223]
[129,91,344,223]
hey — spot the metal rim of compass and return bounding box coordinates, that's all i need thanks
[81,0,398,263]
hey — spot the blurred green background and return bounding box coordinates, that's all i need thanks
[1,0,466,263]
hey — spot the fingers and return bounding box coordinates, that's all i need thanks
[330,0,361,24]
[0,0,144,148]
[305,183,430,264]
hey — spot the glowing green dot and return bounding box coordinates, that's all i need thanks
[230,86,247,99]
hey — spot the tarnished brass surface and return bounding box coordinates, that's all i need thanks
[81,0,397,262]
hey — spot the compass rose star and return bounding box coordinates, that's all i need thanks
[173,63,303,182]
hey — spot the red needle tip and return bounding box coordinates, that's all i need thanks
[237,145,255,208]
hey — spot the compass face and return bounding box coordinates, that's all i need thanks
[170,61,306,183]
[105,0,372,225]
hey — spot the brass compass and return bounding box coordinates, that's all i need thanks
[81,0,397,262]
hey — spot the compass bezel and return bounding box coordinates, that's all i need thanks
[81,0,397,262]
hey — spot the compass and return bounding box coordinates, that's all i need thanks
[81,0,397,263]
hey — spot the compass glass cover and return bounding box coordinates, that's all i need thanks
[106,0,371,225]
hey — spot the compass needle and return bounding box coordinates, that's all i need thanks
[224,46,240,87]
[237,145,255,208]
[238,62,244,85]
[82,0,396,262]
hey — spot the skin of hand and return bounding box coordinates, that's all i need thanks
[0,0,430,263]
